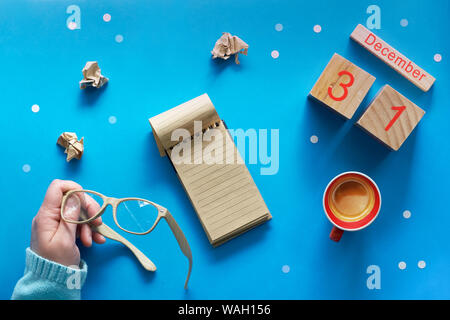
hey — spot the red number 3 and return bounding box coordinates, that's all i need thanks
[328,70,355,101]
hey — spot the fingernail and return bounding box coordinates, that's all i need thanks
[64,196,81,219]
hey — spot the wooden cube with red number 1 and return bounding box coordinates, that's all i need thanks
[309,53,376,119]
[357,85,425,151]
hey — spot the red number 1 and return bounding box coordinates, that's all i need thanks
[385,106,406,131]
[328,70,355,101]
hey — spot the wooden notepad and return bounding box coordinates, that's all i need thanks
[149,94,271,247]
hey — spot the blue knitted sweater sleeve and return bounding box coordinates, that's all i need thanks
[11,248,88,300]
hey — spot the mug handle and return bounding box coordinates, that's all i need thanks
[330,226,344,242]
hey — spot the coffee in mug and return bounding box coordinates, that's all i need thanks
[323,172,381,242]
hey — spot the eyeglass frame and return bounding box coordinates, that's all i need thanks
[60,189,192,289]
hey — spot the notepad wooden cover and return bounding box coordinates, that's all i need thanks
[149,94,271,246]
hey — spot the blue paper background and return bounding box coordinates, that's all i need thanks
[0,0,449,299]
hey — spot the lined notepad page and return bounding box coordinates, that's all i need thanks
[149,94,271,246]
[172,122,271,246]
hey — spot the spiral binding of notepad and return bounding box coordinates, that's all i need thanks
[168,121,223,151]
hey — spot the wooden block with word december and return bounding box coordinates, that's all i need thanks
[309,53,376,119]
[357,85,425,151]
[350,24,435,92]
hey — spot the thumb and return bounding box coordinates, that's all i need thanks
[57,193,81,239]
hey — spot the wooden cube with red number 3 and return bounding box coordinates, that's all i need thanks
[357,85,425,151]
[309,53,376,119]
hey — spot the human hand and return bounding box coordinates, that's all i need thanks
[30,179,106,267]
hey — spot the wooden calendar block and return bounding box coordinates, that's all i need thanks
[357,85,425,151]
[309,53,376,119]
[350,24,435,92]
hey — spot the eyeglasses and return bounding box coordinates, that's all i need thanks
[60,189,192,289]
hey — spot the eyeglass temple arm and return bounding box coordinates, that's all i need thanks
[164,211,193,289]
[79,209,157,272]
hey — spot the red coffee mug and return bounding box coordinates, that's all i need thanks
[323,172,381,242]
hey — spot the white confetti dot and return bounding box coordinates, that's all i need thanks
[434,54,442,62]
[418,260,426,269]
[313,25,322,33]
[403,210,411,219]
[108,116,117,124]
[398,261,406,270]
[68,22,77,30]
[103,13,111,22]
[31,104,40,113]
[400,19,408,27]
[310,135,319,144]
[22,164,31,173]
[282,265,290,273]
[115,34,124,43]
[271,50,279,59]
[275,23,283,32]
